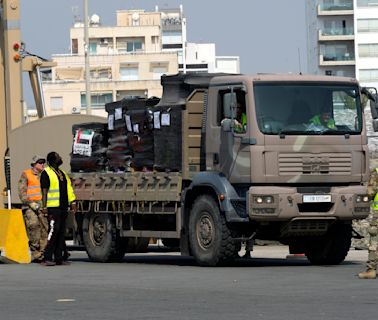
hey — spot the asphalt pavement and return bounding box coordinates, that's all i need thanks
[0,245,375,320]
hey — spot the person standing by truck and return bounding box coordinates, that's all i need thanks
[358,168,378,279]
[40,152,77,266]
[18,155,48,263]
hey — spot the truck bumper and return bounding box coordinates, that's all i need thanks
[247,185,370,221]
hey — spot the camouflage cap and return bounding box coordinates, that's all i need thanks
[31,155,46,165]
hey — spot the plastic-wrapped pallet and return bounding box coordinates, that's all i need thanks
[106,127,133,172]
[70,122,108,172]
[126,107,155,171]
[105,99,131,172]
[153,106,182,172]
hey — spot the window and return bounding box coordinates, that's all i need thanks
[120,66,139,80]
[217,88,247,133]
[152,66,168,80]
[162,31,182,44]
[357,19,378,33]
[50,97,63,111]
[117,39,127,53]
[357,0,378,7]
[90,67,112,80]
[71,39,78,54]
[253,83,362,135]
[89,42,97,54]
[359,69,378,82]
[358,44,378,57]
[127,40,142,52]
[80,92,112,108]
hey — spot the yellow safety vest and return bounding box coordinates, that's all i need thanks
[45,166,76,207]
[310,114,335,129]
[373,168,378,210]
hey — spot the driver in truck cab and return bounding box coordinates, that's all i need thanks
[309,110,335,129]
[234,102,247,133]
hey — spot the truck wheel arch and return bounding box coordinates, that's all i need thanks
[182,172,248,223]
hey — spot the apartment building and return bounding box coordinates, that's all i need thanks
[306,0,378,157]
[43,10,178,117]
[41,7,240,117]
[306,0,378,90]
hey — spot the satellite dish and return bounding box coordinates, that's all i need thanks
[132,13,140,21]
[90,14,100,25]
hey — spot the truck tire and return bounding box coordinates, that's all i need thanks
[82,212,125,262]
[189,195,238,266]
[305,223,352,265]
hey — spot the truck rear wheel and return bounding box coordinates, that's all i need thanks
[305,223,352,265]
[189,195,237,266]
[82,212,125,262]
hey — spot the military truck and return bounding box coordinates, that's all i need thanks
[69,73,376,266]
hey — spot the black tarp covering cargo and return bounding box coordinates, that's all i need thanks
[106,97,159,172]
[70,122,108,172]
[105,99,133,172]
[125,99,159,170]
[153,73,221,172]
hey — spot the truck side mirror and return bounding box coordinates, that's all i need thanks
[370,100,378,120]
[223,92,237,119]
[362,87,378,119]
[373,119,378,132]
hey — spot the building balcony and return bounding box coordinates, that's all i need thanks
[317,3,353,16]
[319,54,355,66]
[318,28,354,41]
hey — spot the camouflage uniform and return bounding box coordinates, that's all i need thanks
[358,169,378,279]
[18,171,48,261]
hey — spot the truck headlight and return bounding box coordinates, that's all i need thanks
[265,196,274,204]
[255,197,263,204]
[253,196,274,204]
[355,195,370,203]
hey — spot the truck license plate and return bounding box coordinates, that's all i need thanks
[302,195,331,203]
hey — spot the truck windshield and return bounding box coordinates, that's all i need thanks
[254,82,362,135]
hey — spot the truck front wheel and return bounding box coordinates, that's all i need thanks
[82,212,125,262]
[189,195,237,266]
[305,223,352,265]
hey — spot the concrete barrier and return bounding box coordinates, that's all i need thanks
[0,209,31,263]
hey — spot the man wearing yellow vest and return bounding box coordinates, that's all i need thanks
[18,155,48,262]
[40,152,77,266]
[234,102,247,134]
[358,167,378,279]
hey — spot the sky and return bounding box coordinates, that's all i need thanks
[19,0,307,105]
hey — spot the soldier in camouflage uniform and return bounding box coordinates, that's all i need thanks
[358,168,378,279]
[18,155,48,262]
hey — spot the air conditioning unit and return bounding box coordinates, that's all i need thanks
[100,38,109,45]
[71,106,81,114]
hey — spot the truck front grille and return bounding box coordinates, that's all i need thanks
[278,153,351,176]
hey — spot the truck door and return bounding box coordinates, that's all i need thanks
[205,86,251,183]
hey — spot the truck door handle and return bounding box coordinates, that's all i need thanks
[213,153,219,165]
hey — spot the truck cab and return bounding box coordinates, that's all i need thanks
[184,74,371,265]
